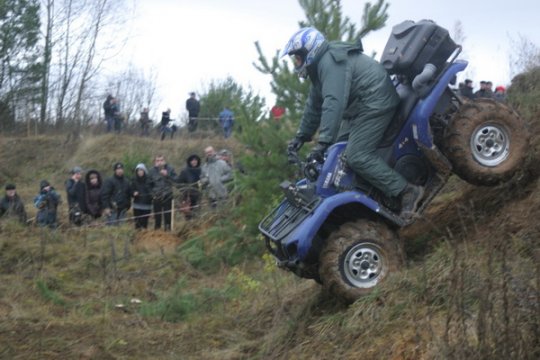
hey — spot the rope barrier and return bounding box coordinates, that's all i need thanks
[47,186,234,231]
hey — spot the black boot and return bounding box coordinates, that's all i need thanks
[400,184,424,219]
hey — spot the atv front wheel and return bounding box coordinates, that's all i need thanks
[319,219,403,303]
[443,99,529,186]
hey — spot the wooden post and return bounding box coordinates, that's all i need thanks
[170,198,174,232]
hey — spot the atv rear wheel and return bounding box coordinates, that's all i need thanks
[319,219,403,304]
[443,99,529,186]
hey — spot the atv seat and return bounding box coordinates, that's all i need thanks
[379,83,418,148]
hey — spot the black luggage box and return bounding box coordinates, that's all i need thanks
[380,19,457,79]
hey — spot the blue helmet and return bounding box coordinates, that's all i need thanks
[281,27,325,78]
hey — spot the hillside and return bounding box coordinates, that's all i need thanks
[1,73,539,359]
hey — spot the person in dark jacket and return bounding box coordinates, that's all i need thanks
[149,155,177,230]
[282,27,424,219]
[34,180,61,228]
[475,81,493,99]
[494,85,507,102]
[177,154,202,220]
[186,92,200,132]
[160,109,176,140]
[103,94,115,132]
[65,166,86,226]
[101,162,132,226]
[131,163,152,229]
[84,170,103,219]
[139,107,152,137]
[459,79,474,100]
[0,183,27,224]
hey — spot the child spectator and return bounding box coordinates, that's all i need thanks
[131,163,152,230]
[65,166,86,226]
[34,180,61,228]
[177,154,202,220]
[84,170,103,219]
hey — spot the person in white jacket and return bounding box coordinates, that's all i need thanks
[200,146,232,208]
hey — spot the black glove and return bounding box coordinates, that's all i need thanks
[287,137,305,164]
[287,137,304,153]
[307,143,329,163]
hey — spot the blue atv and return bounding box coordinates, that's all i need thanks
[259,20,529,303]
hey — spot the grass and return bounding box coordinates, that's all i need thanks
[1,75,540,358]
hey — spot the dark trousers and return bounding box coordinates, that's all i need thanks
[133,208,151,229]
[153,199,172,230]
[106,116,114,132]
[344,108,407,197]
[188,117,198,132]
[114,117,122,133]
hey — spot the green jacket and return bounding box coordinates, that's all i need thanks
[297,41,400,144]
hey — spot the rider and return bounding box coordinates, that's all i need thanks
[283,27,424,219]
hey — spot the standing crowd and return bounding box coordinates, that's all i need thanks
[0,146,235,230]
[104,92,235,139]
[457,79,507,102]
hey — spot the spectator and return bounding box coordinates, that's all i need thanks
[201,146,233,208]
[101,162,132,226]
[494,85,507,102]
[459,79,474,100]
[282,27,423,219]
[271,105,286,120]
[0,183,27,224]
[131,163,152,230]
[112,98,123,134]
[485,81,494,97]
[139,107,152,137]
[218,107,234,138]
[160,109,177,141]
[186,92,200,133]
[475,81,493,99]
[149,155,177,231]
[103,94,115,132]
[218,148,246,174]
[84,170,103,219]
[34,180,61,228]
[65,166,87,226]
[177,154,202,220]
[217,149,232,167]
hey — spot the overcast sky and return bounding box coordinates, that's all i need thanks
[119,0,540,119]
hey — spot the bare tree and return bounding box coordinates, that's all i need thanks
[40,0,54,127]
[107,65,159,125]
[509,34,540,77]
[452,20,475,83]
[39,0,132,131]
[452,20,467,57]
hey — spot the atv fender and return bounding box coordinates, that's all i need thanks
[412,60,468,148]
[285,191,405,261]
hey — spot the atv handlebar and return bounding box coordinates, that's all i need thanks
[287,148,322,182]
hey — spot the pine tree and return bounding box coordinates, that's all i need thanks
[193,1,393,265]
[239,0,392,239]
[0,0,41,129]
[253,0,390,118]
